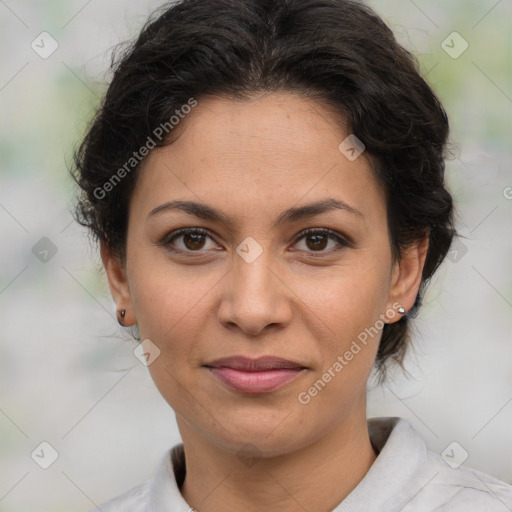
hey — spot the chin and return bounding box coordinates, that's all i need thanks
[202,413,313,457]
[215,432,301,459]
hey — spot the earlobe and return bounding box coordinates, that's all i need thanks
[100,241,136,326]
[117,308,127,326]
[385,235,429,324]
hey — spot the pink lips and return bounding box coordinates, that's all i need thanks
[204,356,307,394]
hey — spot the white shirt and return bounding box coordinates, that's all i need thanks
[90,417,512,511]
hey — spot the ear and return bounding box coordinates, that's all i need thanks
[100,241,136,326]
[384,234,429,324]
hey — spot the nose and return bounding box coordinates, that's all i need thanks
[216,243,293,337]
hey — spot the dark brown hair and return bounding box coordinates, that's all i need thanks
[71,0,457,377]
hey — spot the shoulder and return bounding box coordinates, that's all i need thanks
[418,450,512,511]
[85,445,189,511]
[86,479,151,512]
[365,417,512,512]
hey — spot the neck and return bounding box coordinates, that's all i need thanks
[178,408,377,512]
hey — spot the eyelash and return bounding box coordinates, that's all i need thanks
[160,227,351,256]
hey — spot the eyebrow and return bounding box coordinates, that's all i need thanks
[147,198,364,228]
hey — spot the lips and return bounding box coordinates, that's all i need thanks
[204,356,306,371]
[204,356,307,394]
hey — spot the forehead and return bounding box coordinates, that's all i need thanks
[131,92,386,228]
[166,92,350,165]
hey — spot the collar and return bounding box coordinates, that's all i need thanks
[148,417,429,511]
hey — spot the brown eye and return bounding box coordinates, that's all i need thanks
[182,232,207,250]
[305,233,329,251]
[294,228,350,254]
[163,228,218,253]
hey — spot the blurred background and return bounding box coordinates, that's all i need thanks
[0,0,511,510]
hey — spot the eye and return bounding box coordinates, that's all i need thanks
[159,227,351,256]
[292,228,350,254]
[161,228,219,253]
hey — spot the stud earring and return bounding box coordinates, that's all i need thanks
[398,306,405,314]
[117,309,126,326]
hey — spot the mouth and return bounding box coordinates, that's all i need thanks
[203,356,308,394]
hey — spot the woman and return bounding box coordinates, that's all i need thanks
[72,0,512,510]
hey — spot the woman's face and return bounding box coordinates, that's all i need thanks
[103,92,425,456]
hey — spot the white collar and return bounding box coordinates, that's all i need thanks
[147,416,429,511]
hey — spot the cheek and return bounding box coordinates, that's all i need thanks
[296,277,383,412]
[293,258,389,332]
[290,265,388,391]
[127,248,215,340]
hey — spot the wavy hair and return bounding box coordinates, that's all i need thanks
[71,0,457,378]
